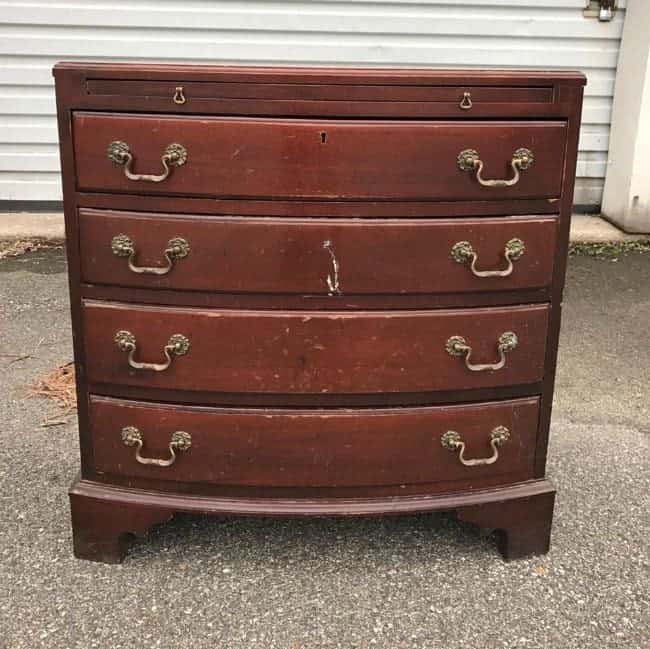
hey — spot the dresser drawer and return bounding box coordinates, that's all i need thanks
[89,396,540,488]
[73,113,566,201]
[83,301,549,395]
[80,209,557,295]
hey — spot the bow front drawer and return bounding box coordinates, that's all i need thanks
[89,396,540,489]
[80,209,557,295]
[73,113,567,200]
[83,301,549,396]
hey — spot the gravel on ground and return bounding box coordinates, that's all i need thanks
[0,249,648,649]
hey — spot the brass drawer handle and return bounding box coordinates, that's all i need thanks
[446,331,518,372]
[173,86,186,105]
[441,426,510,467]
[121,426,192,467]
[114,330,190,372]
[107,140,187,182]
[451,238,525,278]
[457,147,534,187]
[459,91,472,110]
[111,234,190,275]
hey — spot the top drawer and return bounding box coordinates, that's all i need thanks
[73,113,567,201]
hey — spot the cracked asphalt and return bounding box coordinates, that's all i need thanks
[0,248,648,649]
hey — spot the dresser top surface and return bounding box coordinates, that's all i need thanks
[53,62,586,87]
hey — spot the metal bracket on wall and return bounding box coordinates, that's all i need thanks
[583,1,617,22]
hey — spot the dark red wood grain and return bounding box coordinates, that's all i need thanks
[90,396,539,488]
[76,192,562,218]
[54,63,585,562]
[69,476,556,562]
[87,79,554,103]
[54,62,584,120]
[80,284,552,313]
[55,61,586,87]
[83,301,549,396]
[73,113,566,201]
[79,209,558,295]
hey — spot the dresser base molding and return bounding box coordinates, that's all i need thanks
[69,477,555,563]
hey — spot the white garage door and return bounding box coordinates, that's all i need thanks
[0,0,625,207]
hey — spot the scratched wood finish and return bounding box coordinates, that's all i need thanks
[73,113,567,201]
[83,301,549,395]
[90,396,539,488]
[80,209,558,295]
[54,64,585,562]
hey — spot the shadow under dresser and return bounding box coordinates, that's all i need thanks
[53,63,585,563]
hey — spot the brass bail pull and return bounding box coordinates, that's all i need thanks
[441,426,511,467]
[114,330,190,372]
[121,426,192,467]
[107,141,188,183]
[451,238,525,278]
[445,331,518,372]
[457,148,534,187]
[111,234,190,276]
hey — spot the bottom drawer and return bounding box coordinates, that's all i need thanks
[90,396,539,488]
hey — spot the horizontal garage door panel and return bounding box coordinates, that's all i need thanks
[0,0,625,205]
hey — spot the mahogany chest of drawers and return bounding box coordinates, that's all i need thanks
[53,63,585,563]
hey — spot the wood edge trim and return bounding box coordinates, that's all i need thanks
[85,382,544,409]
[88,393,541,414]
[81,298,551,316]
[78,206,560,224]
[533,85,584,478]
[53,62,587,85]
[75,192,562,218]
[69,477,556,516]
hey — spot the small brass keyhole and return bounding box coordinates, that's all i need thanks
[173,86,186,105]
[320,131,327,144]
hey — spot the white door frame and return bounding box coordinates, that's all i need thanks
[601,0,650,233]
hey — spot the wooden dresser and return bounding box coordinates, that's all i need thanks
[53,63,585,563]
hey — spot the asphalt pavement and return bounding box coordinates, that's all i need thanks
[0,248,648,649]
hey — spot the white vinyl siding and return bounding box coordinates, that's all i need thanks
[0,0,625,205]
